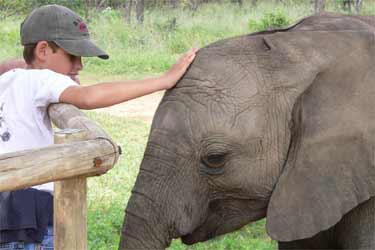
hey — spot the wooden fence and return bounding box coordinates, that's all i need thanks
[0,103,120,250]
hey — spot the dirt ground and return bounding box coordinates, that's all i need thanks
[93,91,165,123]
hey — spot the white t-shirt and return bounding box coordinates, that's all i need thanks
[0,69,78,192]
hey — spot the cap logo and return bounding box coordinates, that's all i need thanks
[73,19,88,33]
[79,21,88,33]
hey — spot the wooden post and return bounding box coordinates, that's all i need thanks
[54,129,89,250]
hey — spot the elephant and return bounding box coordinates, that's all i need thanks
[120,13,375,249]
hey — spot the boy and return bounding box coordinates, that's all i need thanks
[0,4,197,250]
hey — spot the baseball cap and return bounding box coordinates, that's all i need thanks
[20,4,109,59]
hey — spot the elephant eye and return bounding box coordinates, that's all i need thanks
[200,139,230,175]
[206,154,226,167]
[202,153,227,169]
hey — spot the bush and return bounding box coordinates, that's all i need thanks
[249,10,290,31]
[0,0,85,17]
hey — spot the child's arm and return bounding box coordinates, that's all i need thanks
[0,59,26,75]
[60,48,198,109]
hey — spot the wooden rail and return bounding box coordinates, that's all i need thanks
[0,103,120,250]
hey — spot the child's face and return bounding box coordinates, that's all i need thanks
[43,44,83,84]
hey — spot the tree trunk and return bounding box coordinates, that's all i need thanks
[355,0,363,13]
[343,0,352,12]
[231,0,243,6]
[95,0,108,10]
[136,0,144,24]
[251,0,258,7]
[333,0,338,10]
[314,0,326,14]
[84,0,90,19]
[188,0,199,11]
[124,0,133,24]
[171,0,179,8]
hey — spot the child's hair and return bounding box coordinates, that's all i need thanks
[23,41,60,64]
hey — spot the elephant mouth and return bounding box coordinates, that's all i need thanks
[180,199,267,245]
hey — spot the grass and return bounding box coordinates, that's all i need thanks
[85,111,149,249]
[1,1,374,249]
[169,220,276,250]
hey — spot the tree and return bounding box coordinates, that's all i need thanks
[188,0,199,11]
[314,0,325,14]
[124,0,133,24]
[170,0,179,8]
[354,0,363,13]
[341,0,363,13]
[84,0,108,10]
[136,0,144,24]
[342,0,352,12]
[231,0,243,6]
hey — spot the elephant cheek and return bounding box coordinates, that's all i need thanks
[181,203,267,244]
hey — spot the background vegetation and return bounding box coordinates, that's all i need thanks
[1,0,374,79]
[0,0,373,249]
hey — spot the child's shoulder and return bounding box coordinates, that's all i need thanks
[29,69,72,81]
[1,68,67,82]
[0,68,28,84]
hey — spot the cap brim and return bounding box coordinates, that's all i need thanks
[55,39,109,59]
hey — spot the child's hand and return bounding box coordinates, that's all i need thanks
[162,48,199,89]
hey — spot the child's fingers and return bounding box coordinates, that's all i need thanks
[188,48,199,57]
[187,53,196,63]
[184,48,198,63]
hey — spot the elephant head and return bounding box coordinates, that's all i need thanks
[120,14,375,249]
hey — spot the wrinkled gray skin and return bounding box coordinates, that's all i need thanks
[120,13,375,250]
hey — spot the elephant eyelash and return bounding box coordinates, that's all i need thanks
[200,152,229,175]
[204,153,228,168]
[199,137,232,173]
[200,164,225,175]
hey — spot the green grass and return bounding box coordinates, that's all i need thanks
[85,111,149,249]
[169,220,276,250]
[84,111,276,250]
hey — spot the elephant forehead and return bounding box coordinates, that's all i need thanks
[181,47,261,90]
[173,55,262,115]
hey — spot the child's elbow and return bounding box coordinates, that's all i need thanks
[79,94,97,110]
[60,86,95,110]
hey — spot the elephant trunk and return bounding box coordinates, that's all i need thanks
[119,169,172,250]
[120,140,208,249]
[120,195,168,249]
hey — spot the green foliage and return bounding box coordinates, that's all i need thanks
[0,17,22,59]
[249,10,290,31]
[260,11,290,29]
[3,0,364,78]
[0,0,85,17]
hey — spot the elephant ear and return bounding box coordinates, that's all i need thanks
[264,30,375,241]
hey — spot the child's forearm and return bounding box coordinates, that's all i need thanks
[85,76,169,109]
[60,75,170,109]
[59,48,198,109]
[0,59,26,75]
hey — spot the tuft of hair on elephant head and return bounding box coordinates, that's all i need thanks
[119,13,375,250]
